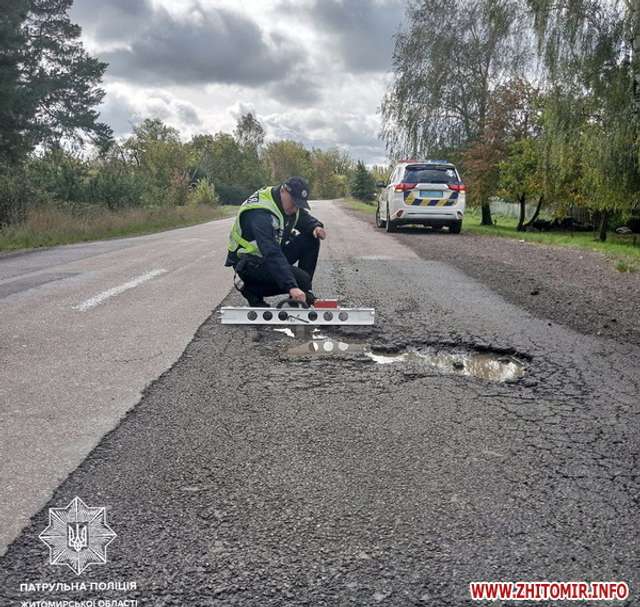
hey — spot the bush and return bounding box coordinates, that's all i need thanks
[166,171,190,207]
[217,183,253,205]
[85,168,146,209]
[0,165,33,226]
[26,151,88,203]
[188,178,219,206]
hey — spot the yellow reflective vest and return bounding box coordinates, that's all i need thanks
[227,187,299,257]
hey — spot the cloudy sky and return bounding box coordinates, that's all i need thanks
[70,0,406,165]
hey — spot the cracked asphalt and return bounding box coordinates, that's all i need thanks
[1,200,639,606]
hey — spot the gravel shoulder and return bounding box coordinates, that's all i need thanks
[343,202,640,346]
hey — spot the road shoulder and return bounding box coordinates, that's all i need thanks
[339,199,640,346]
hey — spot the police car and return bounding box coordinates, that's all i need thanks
[376,160,465,233]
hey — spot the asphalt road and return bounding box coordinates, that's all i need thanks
[0,217,234,555]
[1,200,639,606]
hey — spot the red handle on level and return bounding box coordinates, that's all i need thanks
[312,299,339,309]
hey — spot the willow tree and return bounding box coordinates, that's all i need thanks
[528,0,640,240]
[381,0,531,224]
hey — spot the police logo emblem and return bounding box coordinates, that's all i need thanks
[39,496,116,575]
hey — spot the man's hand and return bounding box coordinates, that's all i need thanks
[289,287,306,303]
[313,226,327,240]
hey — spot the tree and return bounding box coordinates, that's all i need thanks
[20,0,111,150]
[0,0,31,164]
[628,0,640,115]
[232,112,266,194]
[463,78,541,221]
[528,0,640,240]
[371,164,392,186]
[310,148,353,199]
[233,111,265,150]
[189,132,261,204]
[263,140,312,183]
[125,119,190,206]
[498,138,544,230]
[350,161,376,201]
[0,0,110,169]
[382,0,531,224]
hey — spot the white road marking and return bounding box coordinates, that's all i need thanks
[73,269,168,311]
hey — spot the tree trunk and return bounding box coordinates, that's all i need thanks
[516,193,527,231]
[629,1,640,114]
[481,203,493,225]
[523,195,544,228]
[598,210,609,242]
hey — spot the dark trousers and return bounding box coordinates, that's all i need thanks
[238,232,320,299]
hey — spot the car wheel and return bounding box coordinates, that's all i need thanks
[375,204,386,228]
[450,220,462,234]
[385,208,397,233]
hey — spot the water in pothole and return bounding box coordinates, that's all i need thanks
[367,348,525,382]
[273,328,330,340]
[286,337,525,383]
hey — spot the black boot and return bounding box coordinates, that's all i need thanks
[240,286,269,308]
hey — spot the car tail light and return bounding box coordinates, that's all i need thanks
[394,183,416,192]
[448,184,466,192]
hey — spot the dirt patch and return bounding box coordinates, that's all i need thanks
[342,203,640,346]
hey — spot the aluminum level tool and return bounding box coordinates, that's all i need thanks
[220,298,375,326]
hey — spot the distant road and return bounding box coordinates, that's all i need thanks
[0,217,235,554]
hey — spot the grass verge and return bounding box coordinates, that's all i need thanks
[0,204,237,252]
[340,198,640,271]
[343,196,377,215]
[464,210,640,268]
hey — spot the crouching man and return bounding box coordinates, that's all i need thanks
[225,176,327,307]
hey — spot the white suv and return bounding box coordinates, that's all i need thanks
[376,160,465,233]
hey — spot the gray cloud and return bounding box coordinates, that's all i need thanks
[104,6,307,87]
[269,73,323,106]
[280,0,404,73]
[175,103,201,126]
[98,91,202,137]
[71,0,153,44]
[97,92,138,137]
[263,110,384,163]
[71,1,390,163]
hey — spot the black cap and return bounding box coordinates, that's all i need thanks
[283,176,310,209]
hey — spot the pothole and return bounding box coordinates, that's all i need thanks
[286,338,526,383]
[367,348,524,382]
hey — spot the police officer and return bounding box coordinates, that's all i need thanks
[226,176,327,307]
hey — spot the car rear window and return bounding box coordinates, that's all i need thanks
[402,166,459,184]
